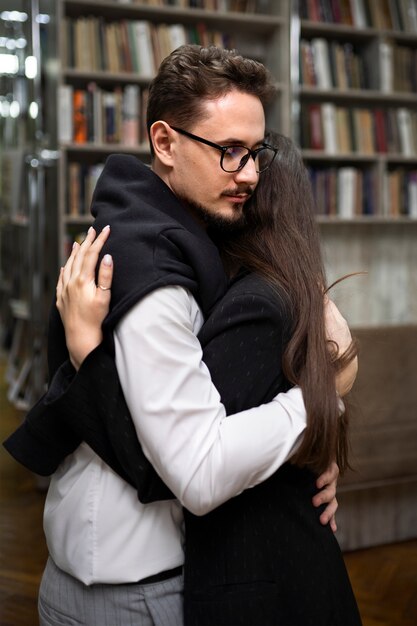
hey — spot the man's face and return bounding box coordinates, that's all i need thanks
[167,90,265,231]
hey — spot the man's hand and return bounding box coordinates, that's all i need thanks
[324,296,358,397]
[313,461,339,533]
[56,225,113,370]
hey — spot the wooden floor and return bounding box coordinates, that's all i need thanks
[1,363,417,626]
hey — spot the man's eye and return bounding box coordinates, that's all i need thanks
[224,146,247,159]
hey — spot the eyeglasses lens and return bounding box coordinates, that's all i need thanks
[221,146,275,173]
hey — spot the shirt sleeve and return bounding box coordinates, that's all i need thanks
[114,285,307,515]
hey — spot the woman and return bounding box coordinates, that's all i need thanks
[180,132,360,625]
[54,132,360,625]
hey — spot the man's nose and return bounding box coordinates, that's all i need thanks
[233,155,259,185]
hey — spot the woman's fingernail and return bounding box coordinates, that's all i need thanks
[102,224,110,231]
[88,226,94,234]
[72,241,78,249]
[103,254,112,266]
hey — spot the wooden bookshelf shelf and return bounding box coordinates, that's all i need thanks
[64,0,283,31]
[317,215,417,224]
[63,142,150,154]
[63,68,154,85]
[302,152,379,162]
[299,87,417,105]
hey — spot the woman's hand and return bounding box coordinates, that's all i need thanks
[56,225,113,370]
[324,296,358,397]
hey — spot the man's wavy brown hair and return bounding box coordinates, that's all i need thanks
[147,44,276,155]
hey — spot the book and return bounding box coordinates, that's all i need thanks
[311,38,332,88]
[122,84,140,146]
[73,90,88,143]
[350,0,369,27]
[359,108,376,154]
[367,0,393,28]
[307,104,324,150]
[169,23,187,50]
[135,20,156,77]
[408,171,417,217]
[379,38,394,92]
[68,162,82,216]
[388,0,404,29]
[386,108,401,153]
[330,42,347,89]
[58,85,73,143]
[300,39,317,86]
[321,103,338,154]
[398,0,417,32]
[103,92,117,143]
[374,108,388,153]
[387,169,401,216]
[336,107,352,153]
[337,167,357,218]
[339,0,354,24]
[119,20,133,73]
[397,108,415,156]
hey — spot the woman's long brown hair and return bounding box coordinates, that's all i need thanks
[220,132,358,475]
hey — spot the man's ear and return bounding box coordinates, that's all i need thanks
[150,121,175,166]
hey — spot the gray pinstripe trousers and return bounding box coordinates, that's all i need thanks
[38,557,184,626]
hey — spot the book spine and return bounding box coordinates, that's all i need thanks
[73,90,87,144]
[58,85,74,143]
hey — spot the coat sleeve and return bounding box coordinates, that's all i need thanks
[198,286,292,415]
[3,341,174,501]
[3,305,174,501]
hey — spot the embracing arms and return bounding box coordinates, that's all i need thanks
[4,228,356,523]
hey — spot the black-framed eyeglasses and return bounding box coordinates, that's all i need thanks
[171,126,278,173]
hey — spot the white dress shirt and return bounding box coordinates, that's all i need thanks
[44,286,307,585]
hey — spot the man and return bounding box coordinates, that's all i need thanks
[4,46,351,626]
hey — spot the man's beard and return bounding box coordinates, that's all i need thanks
[179,195,249,235]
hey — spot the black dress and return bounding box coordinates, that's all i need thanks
[183,271,362,626]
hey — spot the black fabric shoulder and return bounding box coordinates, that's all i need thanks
[90,155,228,332]
[198,273,293,415]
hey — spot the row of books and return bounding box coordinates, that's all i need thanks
[300,38,368,90]
[115,0,270,11]
[300,0,417,32]
[63,17,235,76]
[301,104,417,156]
[58,83,149,145]
[300,37,417,93]
[66,160,417,220]
[309,166,417,217]
[67,162,105,217]
[384,168,417,217]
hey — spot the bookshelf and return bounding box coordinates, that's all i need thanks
[291,0,417,327]
[56,0,291,261]
[294,4,417,221]
[293,0,417,551]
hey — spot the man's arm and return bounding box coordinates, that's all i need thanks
[115,285,307,516]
